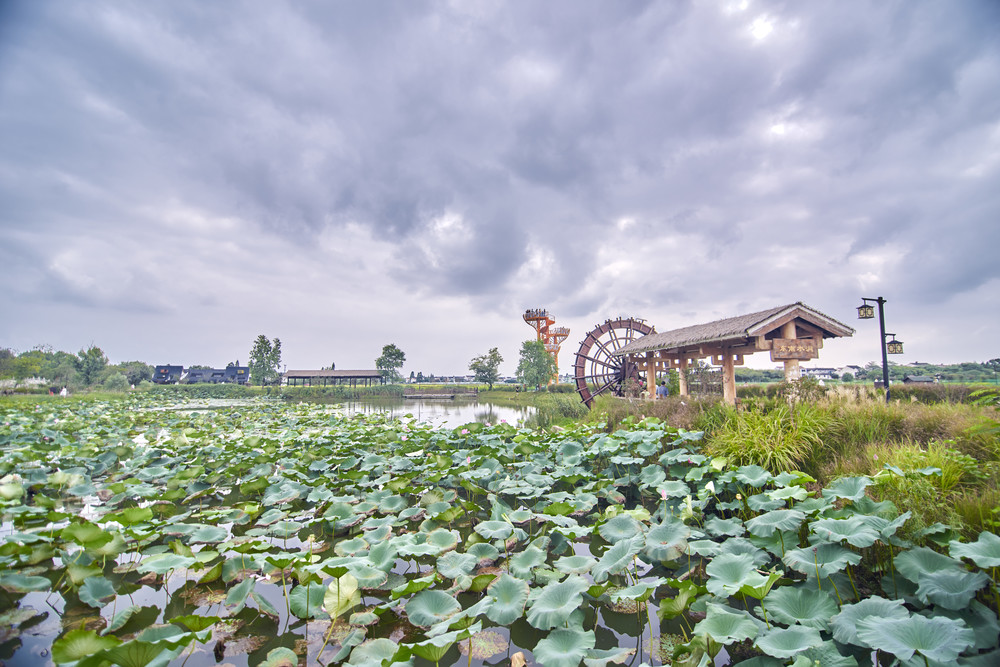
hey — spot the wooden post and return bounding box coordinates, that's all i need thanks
[646,352,657,398]
[782,321,800,381]
[722,351,737,405]
[678,358,689,397]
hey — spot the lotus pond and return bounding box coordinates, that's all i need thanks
[1,394,999,666]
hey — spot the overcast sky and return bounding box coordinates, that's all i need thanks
[2,1,999,377]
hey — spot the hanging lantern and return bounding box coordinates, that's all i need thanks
[886,338,904,355]
[857,303,875,319]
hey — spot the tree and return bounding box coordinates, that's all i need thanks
[74,346,108,386]
[249,335,282,386]
[117,361,152,386]
[469,347,504,389]
[375,344,406,383]
[988,358,1000,385]
[516,340,556,389]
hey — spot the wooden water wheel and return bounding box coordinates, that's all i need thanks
[573,317,655,407]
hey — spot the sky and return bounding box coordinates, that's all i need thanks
[2,1,999,377]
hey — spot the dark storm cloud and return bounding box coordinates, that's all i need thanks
[1,0,999,368]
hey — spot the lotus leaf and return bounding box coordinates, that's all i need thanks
[137,553,196,575]
[466,542,500,563]
[335,537,369,557]
[706,552,768,597]
[692,602,761,645]
[289,582,327,619]
[746,509,806,537]
[436,551,478,579]
[798,641,860,667]
[592,534,644,583]
[409,628,462,662]
[747,494,785,512]
[533,627,596,667]
[0,573,51,593]
[51,629,121,663]
[822,476,873,501]
[658,480,690,498]
[425,528,459,553]
[79,576,117,608]
[599,514,644,543]
[554,554,596,575]
[915,568,990,610]
[345,637,403,667]
[643,519,690,562]
[783,542,860,578]
[347,563,389,589]
[716,537,769,567]
[894,546,964,583]
[474,520,513,541]
[608,578,665,603]
[405,589,462,627]
[754,625,823,659]
[735,465,772,487]
[856,614,975,663]
[259,646,298,667]
[704,516,745,538]
[950,531,1000,568]
[526,575,590,630]
[511,545,547,579]
[810,516,879,548]
[762,586,838,629]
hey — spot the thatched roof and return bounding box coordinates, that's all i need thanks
[613,302,854,356]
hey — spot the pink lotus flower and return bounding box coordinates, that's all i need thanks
[467,456,472,465]
[660,489,667,500]
[461,429,469,435]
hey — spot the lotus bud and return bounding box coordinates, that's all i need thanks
[660,489,667,500]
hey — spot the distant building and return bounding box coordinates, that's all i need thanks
[800,367,837,380]
[903,375,936,384]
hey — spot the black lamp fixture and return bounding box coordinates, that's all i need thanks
[857,296,903,403]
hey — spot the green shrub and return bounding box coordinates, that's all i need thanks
[703,406,814,474]
[102,373,129,393]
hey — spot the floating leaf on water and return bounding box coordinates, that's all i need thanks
[258,646,298,667]
[754,625,823,660]
[533,627,596,667]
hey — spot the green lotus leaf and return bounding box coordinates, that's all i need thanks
[533,627,596,667]
[365,539,397,571]
[592,535,644,583]
[137,553,196,575]
[474,520,513,541]
[798,640,860,667]
[768,485,808,502]
[224,576,255,613]
[950,531,1000,568]
[735,465,772,487]
[347,563,389,589]
[406,589,462,627]
[79,576,117,608]
[170,614,221,632]
[856,614,975,663]
[762,586,838,629]
[782,543,860,578]
[583,646,637,667]
[747,493,785,512]
[425,528,459,553]
[51,629,121,663]
[608,578,666,604]
[259,646,298,667]
[113,506,154,526]
[704,516,745,538]
[639,464,666,487]
[436,551,478,579]
[378,495,408,513]
[810,516,879,548]
[0,572,51,593]
[716,537,769,567]
[939,600,1000,651]
[335,537,369,557]
[915,568,991,610]
[658,480,690,498]
[409,628,461,662]
[324,573,360,620]
[345,637,402,667]
[894,546,964,583]
[390,573,437,600]
[599,514,644,543]
[510,545,547,579]
[554,554,596,575]
[822,476,873,501]
[829,596,909,647]
[754,625,823,659]
[61,522,112,547]
[187,524,229,544]
[746,509,806,538]
[642,519,691,562]
[526,575,590,630]
[657,579,702,620]
[467,542,500,563]
[706,552,768,597]
[486,574,530,625]
[289,582,328,619]
[692,602,761,645]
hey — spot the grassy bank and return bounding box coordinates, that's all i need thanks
[580,387,1000,538]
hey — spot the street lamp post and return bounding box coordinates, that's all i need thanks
[857,296,903,404]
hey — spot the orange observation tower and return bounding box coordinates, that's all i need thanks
[523,308,570,384]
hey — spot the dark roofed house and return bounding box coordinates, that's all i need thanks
[903,375,936,384]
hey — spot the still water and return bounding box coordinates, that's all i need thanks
[333,398,535,429]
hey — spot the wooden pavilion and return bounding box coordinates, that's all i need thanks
[282,370,385,387]
[613,302,854,405]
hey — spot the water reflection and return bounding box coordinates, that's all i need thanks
[334,399,535,429]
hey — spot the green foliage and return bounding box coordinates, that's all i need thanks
[469,347,503,389]
[375,343,406,383]
[73,345,108,386]
[516,339,556,388]
[703,405,818,474]
[101,373,129,393]
[248,335,282,386]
